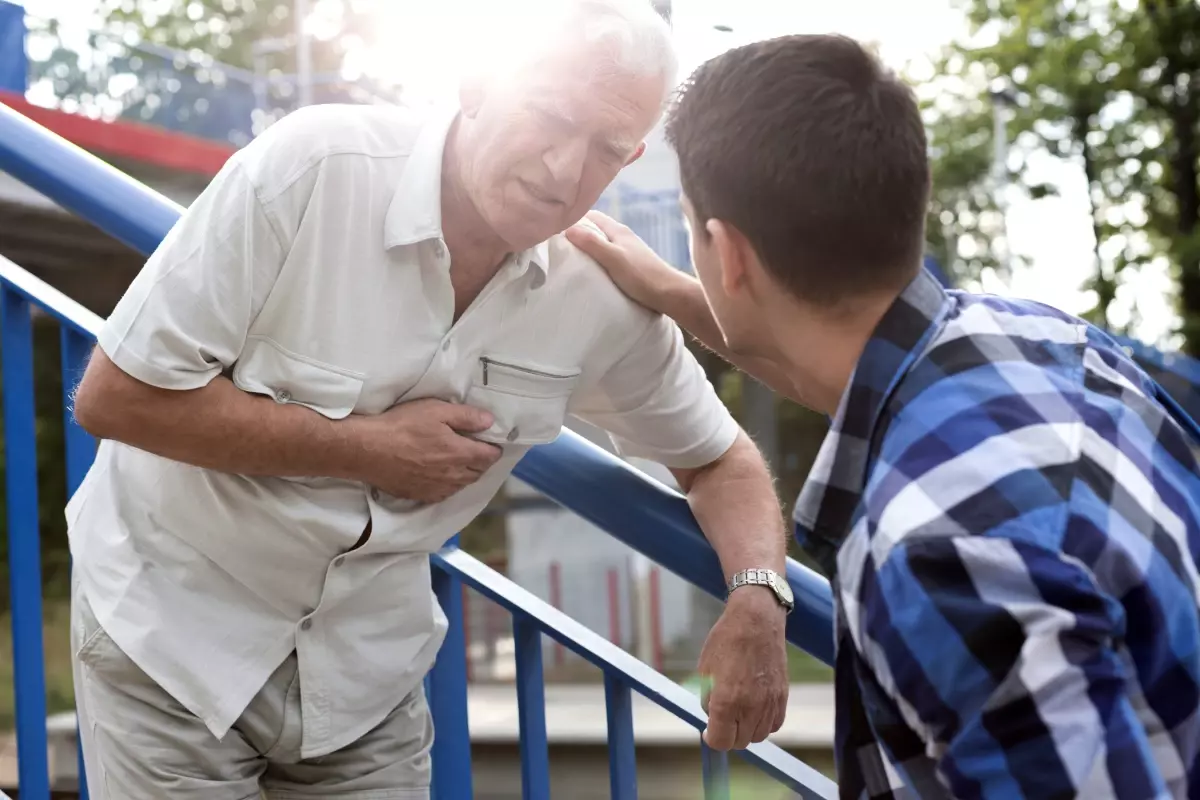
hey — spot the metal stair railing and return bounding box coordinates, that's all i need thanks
[0,101,837,799]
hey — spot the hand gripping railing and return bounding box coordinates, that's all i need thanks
[0,100,837,799]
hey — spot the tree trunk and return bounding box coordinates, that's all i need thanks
[1147,0,1200,354]
[1074,110,1116,325]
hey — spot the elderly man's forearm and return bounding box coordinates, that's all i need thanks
[73,349,364,480]
[672,431,787,580]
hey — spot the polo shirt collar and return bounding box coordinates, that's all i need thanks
[792,267,951,576]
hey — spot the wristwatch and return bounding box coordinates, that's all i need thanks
[728,568,794,614]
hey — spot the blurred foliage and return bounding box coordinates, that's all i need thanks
[920,0,1200,352]
[24,1,396,142]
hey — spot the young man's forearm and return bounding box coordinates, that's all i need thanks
[673,431,788,584]
[658,274,800,401]
[73,348,364,480]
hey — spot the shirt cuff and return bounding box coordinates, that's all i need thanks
[612,410,741,470]
[97,327,218,392]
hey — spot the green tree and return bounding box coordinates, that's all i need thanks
[25,1,394,142]
[918,0,1200,352]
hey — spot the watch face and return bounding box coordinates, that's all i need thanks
[774,575,795,605]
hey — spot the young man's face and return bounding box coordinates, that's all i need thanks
[681,194,771,357]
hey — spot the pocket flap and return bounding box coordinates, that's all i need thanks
[234,337,365,419]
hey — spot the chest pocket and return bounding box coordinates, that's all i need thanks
[232,336,365,419]
[464,356,580,446]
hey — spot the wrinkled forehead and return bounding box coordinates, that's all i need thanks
[508,40,668,141]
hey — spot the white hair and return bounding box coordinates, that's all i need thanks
[560,0,679,88]
[485,0,679,97]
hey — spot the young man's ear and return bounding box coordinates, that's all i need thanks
[707,218,752,298]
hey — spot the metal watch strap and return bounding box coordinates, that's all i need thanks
[728,568,794,612]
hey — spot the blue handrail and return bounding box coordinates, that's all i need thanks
[0,99,837,798]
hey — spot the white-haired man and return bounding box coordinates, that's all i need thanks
[67,2,795,797]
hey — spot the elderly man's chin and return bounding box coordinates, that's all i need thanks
[491,205,580,252]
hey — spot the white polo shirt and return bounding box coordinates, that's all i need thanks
[66,102,739,758]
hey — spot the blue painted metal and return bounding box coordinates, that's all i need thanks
[429,547,474,800]
[61,326,97,494]
[0,103,183,255]
[701,743,731,800]
[603,674,637,798]
[435,548,838,799]
[513,435,836,666]
[513,614,552,800]
[2,286,51,800]
[0,0,26,93]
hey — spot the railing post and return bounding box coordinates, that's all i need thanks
[701,741,731,800]
[61,325,96,800]
[428,538,473,800]
[513,614,551,800]
[60,326,96,495]
[3,286,50,799]
[604,673,637,799]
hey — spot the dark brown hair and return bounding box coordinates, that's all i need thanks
[665,34,931,304]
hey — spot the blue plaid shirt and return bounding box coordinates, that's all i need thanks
[794,269,1200,799]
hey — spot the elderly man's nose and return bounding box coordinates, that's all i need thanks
[543,139,588,183]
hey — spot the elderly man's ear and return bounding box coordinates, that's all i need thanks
[458,77,485,119]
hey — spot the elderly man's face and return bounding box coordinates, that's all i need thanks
[458,43,666,251]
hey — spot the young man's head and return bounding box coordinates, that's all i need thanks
[666,34,931,359]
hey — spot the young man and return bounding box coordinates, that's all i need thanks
[568,33,1200,799]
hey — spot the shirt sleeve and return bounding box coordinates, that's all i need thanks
[852,534,1167,799]
[97,155,287,391]
[568,313,740,469]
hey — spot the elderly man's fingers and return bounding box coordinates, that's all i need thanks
[702,697,738,751]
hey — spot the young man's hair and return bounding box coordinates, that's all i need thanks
[665,34,931,305]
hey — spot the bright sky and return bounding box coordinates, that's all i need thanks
[17,0,1178,344]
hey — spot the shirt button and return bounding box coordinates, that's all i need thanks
[333,556,345,568]
[506,427,520,442]
[370,488,381,501]
[433,241,445,259]
[275,389,291,403]
[441,339,451,352]
[300,618,313,631]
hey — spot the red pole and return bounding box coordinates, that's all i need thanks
[649,567,664,672]
[549,561,565,667]
[607,567,621,645]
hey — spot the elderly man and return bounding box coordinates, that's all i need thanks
[65,2,793,798]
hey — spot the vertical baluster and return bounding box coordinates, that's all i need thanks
[429,539,473,800]
[3,287,50,799]
[60,325,95,800]
[59,326,96,496]
[701,740,731,800]
[604,673,637,799]
[513,614,550,800]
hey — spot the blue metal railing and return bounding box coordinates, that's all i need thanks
[0,100,837,798]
